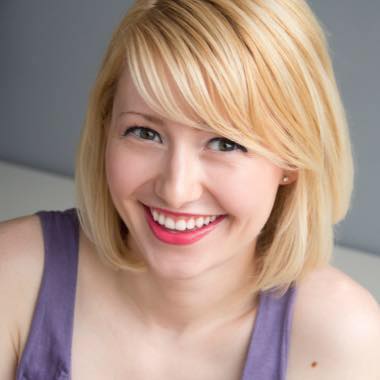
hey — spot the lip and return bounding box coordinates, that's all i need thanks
[143,205,226,246]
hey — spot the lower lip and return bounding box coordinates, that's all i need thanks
[143,206,226,246]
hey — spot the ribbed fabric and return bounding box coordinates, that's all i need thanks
[16,208,296,380]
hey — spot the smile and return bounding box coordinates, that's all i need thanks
[142,205,227,245]
[150,207,218,231]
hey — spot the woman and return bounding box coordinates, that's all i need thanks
[1,0,379,379]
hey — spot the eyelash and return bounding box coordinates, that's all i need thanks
[122,126,248,153]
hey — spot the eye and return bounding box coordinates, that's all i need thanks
[208,138,247,153]
[122,126,162,143]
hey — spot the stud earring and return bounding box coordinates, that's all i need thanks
[282,176,289,183]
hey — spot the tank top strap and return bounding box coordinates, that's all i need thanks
[16,208,79,380]
[241,285,297,380]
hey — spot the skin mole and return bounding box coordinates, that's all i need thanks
[311,361,318,368]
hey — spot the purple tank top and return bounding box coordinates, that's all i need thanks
[16,208,297,380]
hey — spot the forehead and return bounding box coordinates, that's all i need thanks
[113,68,218,133]
[113,69,149,113]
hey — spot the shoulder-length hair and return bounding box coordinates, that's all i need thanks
[75,0,354,295]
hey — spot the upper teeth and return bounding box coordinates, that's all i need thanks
[150,208,218,231]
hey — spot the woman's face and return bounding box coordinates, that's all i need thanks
[105,70,287,279]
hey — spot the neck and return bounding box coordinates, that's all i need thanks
[115,252,259,339]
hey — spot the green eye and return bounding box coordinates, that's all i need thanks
[208,138,247,152]
[122,126,162,143]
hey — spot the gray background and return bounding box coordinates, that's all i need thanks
[0,1,379,256]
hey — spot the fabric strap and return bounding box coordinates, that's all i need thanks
[241,286,296,380]
[16,209,79,380]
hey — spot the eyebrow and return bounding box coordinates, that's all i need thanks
[118,111,166,125]
[118,111,213,132]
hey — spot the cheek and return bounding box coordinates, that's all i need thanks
[105,142,149,199]
[209,161,281,224]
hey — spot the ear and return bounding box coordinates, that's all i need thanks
[279,170,298,186]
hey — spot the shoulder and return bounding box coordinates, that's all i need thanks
[0,214,44,292]
[0,214,45,363]
[287,265,380,380]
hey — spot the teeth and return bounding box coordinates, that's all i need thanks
[175,220,187,231]
[164,218,175,229]
[152,210,159,222]
[195,217,204,228]
[150,208,219,231]
[186,218,195,230]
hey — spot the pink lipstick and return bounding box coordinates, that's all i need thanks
[143,206,226,245]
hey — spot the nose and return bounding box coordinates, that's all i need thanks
[154,146,203,210]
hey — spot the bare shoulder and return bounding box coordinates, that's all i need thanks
[287,265,380,380]
[0,214,45,370]
[0,214,44,295]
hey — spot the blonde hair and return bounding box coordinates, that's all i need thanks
[75,0,354,294]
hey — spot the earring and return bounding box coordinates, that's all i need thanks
[282,176,289,183]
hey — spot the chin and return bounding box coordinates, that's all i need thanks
[147,255,212,280]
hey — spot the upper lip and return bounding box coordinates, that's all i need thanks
[142,203,224,218]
